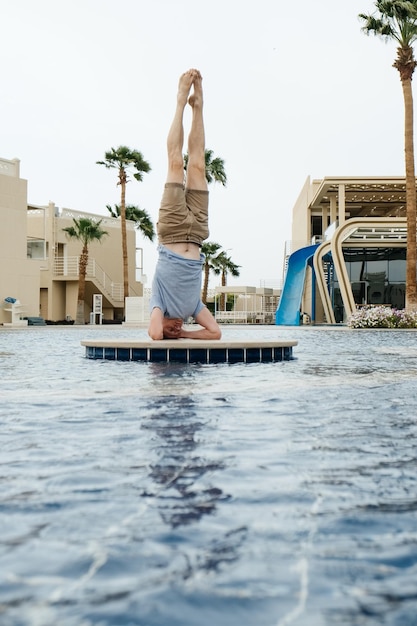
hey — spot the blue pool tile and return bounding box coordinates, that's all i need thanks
[246,348,261,363]
[86,346,95,359]
[273,347,283,361]
[83,341,295,364]
[261,348,273,362]
[209,348,227,364]
[169,348,188,363]
[150,349,168,362]
[132,348,148,361]
[93,346,104,359]
[117,348,131,361]
[189,349,208,363]
[104,347,116,360]
[228,348,244,363]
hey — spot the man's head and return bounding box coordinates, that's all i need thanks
[162,317,183,339]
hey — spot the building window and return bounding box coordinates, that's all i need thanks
[27,239,46,259]
[311,215,322,239]
[343,247,406,308]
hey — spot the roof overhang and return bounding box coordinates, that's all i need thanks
[310,176,409,218]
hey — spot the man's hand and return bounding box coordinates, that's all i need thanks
[162,317,183,339]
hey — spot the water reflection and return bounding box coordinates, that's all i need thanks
[4,328,417,624]
[141,365,228,529]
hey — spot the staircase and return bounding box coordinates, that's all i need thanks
[54,257,124,306]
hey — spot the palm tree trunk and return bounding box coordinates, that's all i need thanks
[221,271,226,311]
[402,77,417,310]
[76,300,85,325]
[76,246,88,324]
[120,177,129,306]
[202,262,210,304]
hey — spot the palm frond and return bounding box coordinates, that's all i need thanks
[183,149,227,186]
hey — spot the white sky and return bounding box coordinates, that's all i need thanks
[1,0,408,287]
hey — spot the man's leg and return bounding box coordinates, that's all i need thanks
[185,71,207,192]
[155,69,206,250]
[166,69,197,185]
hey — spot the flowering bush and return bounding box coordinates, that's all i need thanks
[347,306,417,329]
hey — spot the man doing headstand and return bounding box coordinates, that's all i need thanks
[148,69,222,341]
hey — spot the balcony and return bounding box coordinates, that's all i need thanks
[54,256,124,302]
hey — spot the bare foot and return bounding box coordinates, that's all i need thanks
[177,70,196,107]
[188,70,203,109]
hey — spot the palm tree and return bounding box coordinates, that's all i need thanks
[62,217,108,325]
[360,0,417,310]
[97,146,151,305]
[213,251,241,311]
[184,149,227,186]
[106,204,155,242]
[201,241,222,304]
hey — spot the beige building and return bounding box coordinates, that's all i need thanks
[1,157,145,325]
[277,175,408,325]
[214,286,280,324]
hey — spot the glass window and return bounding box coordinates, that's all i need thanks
[311,215,322,238]
[365,259,388,281]
[27,239,46,259]
[388,258,406,283]
[339,246,406,309]
[348,260,365,282]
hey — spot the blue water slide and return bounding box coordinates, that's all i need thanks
[275,244,320,325]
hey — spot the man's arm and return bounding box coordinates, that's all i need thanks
[179,307,221,340]
[149,307,221,341]
[148,309,184,340]
[148,307,164,340]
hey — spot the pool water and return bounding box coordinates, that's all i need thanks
[1,325,417,626]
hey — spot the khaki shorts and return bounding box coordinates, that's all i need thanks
[157,182,209,246]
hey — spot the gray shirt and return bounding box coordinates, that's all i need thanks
[150,245,205,321]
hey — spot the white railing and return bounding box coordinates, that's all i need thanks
[215,310,250,323]
[54,256,124,302]
[214,310,276,324]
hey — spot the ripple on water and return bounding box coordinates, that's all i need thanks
[1,327,417,625]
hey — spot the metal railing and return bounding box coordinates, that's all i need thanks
[214,310,276,324]
[54,256,124,302]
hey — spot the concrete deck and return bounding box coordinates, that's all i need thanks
[81,338,298,363]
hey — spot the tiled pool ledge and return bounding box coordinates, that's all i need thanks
[81,338,298,364]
